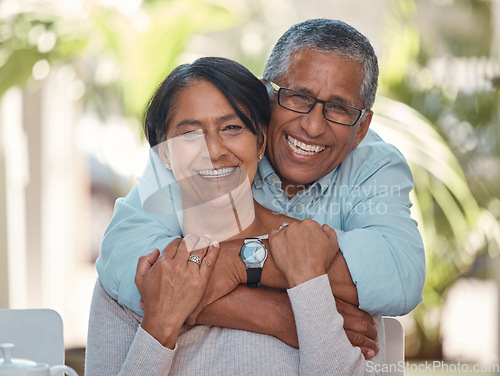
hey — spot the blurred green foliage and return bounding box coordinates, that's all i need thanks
[0,0,237,122]
[0,9,87,98]
[378,0,500,358]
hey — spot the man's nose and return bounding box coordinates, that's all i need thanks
[301,102,327,138]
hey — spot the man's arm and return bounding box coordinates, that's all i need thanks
[98,187,377,355]
[97,185,182,314]
[195,283,378,358]
[334,140,426,316]
[194,234,359,311]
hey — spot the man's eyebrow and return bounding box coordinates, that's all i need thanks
[292,86,351,105]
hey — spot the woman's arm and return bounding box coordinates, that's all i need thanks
[288,275,385,375]
[86,237,219,376]
[85,280,176,376]
[196,285,298,348]
[268,221,384,374]
[194,284,378,357]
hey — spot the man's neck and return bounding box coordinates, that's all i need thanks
[280,180,310,199]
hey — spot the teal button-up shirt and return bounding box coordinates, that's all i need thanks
[97,129,425,316]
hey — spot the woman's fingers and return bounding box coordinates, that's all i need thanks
[199,241,220,279]
[182,234,212,268]
[135,248,160,281]
[178,234,200,254]
[159,238,182,261]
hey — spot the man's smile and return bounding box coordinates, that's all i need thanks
[286,135,326,156]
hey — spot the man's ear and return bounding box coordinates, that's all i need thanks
[353,110,372,148]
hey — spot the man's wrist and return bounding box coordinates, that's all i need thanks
[221,239,248,284]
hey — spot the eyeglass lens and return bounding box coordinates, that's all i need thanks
[279,88,361,126]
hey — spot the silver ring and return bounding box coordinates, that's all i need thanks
[188,254,203,266]
[279,222,289,231]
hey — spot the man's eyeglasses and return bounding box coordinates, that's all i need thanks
[268,81,366,127]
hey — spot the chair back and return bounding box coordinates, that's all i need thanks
[383,316,405,376]
[0,309,64,366]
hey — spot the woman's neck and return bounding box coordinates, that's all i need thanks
[181,180,295,241]
[182,180,257,241]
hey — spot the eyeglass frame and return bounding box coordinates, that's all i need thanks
[267,81,366,127]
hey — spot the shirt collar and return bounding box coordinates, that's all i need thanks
[254,156,276,188]
[254,155,339,196]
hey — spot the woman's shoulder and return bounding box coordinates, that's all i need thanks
[92,279,143,326]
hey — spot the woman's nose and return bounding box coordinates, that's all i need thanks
[204,133,227,161]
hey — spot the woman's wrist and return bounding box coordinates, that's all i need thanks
[141,316,183,349]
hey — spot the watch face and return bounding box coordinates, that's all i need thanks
[241,241,266,264]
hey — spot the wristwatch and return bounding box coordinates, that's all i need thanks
[239,238,268,289]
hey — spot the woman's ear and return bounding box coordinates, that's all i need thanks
[158,141,172,170]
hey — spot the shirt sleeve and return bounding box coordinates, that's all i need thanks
[338,148,425,316]
[85,280,176,376]
[96,184,182,315]
[287,275,384,375]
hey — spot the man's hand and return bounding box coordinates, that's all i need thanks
[335,297,379,359]
[269,219,339,288]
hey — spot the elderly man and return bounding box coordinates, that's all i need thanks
[95,18,425,360]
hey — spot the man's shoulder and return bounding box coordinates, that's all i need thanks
[334,129,410,184]
[349,128,406,164]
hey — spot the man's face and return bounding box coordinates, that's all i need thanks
[266,49,372,198]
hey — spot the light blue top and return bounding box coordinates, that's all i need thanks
[97,129,425,316]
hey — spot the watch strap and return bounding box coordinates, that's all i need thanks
[246,267,262,289]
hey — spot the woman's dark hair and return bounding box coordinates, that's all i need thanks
[144,57,270,147]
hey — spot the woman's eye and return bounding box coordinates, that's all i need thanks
[179,130,204,139]
[223,125,243,133]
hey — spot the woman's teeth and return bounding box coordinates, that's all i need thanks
[287,135,325,156]
[198,167,236,178]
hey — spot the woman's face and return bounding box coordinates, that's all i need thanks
[163,79,266,206]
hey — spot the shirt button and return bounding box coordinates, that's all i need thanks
[256,179,262,185]
[271,177,277,184]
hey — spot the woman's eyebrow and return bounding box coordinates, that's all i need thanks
[215,113,239,124]
[172,113,240,130]
[172,119,202,129]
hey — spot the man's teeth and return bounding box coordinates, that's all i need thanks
[198,167,236,178]
[287,135,325,156]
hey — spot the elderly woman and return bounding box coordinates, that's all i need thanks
[85,57,385,375]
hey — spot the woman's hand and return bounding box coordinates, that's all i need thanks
[135,234,220,349]
[269,219,339,288]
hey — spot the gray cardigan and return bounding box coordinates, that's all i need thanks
[85,275,385,375]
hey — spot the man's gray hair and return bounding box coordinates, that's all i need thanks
[263,19,379,110]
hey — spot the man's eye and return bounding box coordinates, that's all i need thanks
[327,103,350,115]
[291,94,312,101]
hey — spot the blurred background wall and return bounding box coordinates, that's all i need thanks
[1,0,500,369]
